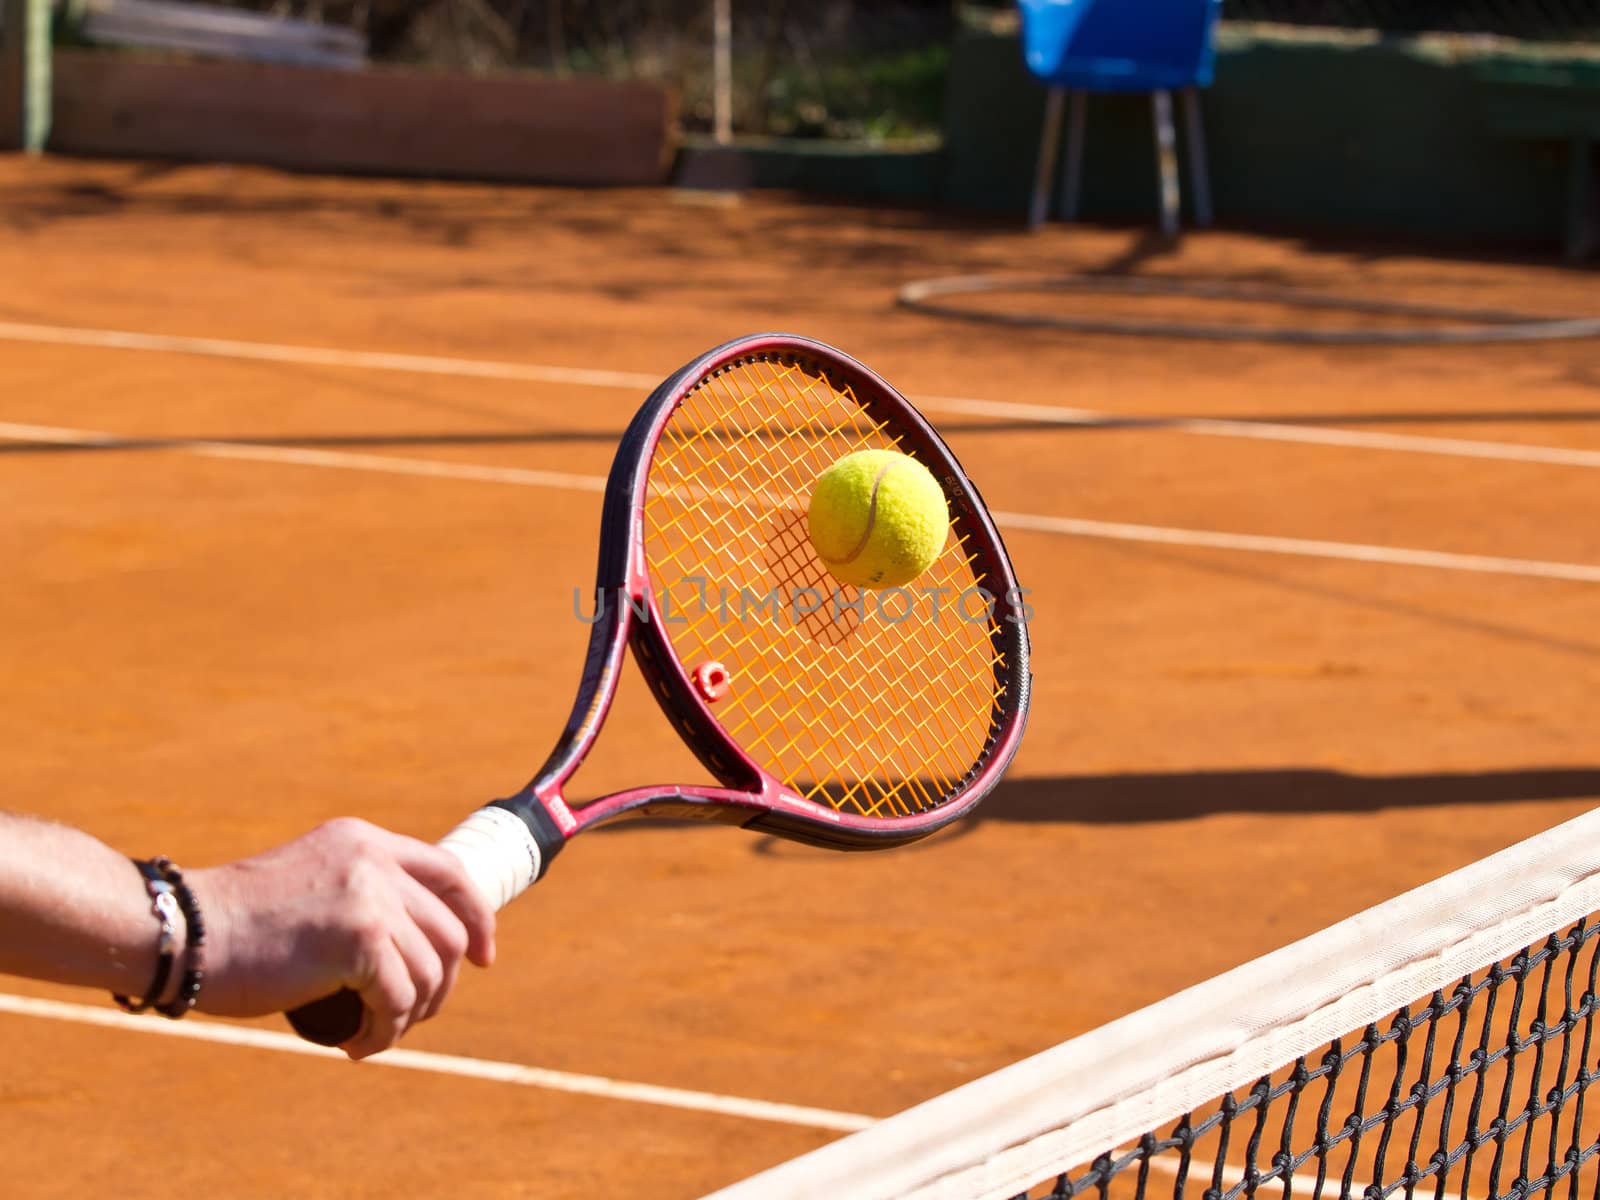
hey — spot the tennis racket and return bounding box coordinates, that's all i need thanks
[286,333,1031,1046]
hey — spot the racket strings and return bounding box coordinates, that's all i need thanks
[684,361,1004,817]
[667,362,998,808]
[643,354,1008,819]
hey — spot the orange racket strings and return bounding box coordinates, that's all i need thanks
[644,355,1010,820]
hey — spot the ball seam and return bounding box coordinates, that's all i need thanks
[824,460,895,567]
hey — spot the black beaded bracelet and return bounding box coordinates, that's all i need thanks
[112,860,179,1014]
[149,857,205,1019]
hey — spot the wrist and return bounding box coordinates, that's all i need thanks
[180,865,234,1014]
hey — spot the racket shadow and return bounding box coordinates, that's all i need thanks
[974,766,1600,824]
[585,766,1600,850]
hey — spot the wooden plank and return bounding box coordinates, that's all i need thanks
[49,51,677,185]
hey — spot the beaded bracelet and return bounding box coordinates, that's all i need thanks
[150,857,205,1019]
[112,860,179,1014]
[112,857,205,1019]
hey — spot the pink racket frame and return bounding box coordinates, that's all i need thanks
[496,333,1032,866]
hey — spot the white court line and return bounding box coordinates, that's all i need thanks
[0,319,662,391]
[994,511,1600,584]
[0,992,875,1133]
[0,420,610,492]
[2,318,1598,469]
[4,419,1599,585]
[0,992,1464,1195]
[921,395,1600,470]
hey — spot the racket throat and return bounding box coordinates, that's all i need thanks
[485,791,571,879]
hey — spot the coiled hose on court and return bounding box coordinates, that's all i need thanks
[896,274,1600,345]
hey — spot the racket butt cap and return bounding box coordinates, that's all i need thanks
[286,989,363,1047]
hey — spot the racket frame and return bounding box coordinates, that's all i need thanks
[493,333,1031,868]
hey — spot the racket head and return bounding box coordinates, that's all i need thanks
[547,334,1029,849]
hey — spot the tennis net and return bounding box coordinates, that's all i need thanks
[703,806,1600,1200]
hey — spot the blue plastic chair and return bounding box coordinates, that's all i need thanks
[1019,0,1223,235]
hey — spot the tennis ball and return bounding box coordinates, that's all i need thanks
[807,449,949,589]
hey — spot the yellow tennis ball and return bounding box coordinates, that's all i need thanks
[807,449,950,589]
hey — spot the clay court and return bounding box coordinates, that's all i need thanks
[2,156,1598,1196]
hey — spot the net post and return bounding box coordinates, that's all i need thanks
[1,0,50,153]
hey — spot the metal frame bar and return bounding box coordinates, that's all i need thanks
[1182,86,1213,227]
[1060,88,1087,222]
[1028,86,1066,231]
[1152,89,1180,238]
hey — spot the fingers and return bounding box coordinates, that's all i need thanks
[397,874,468,1023]
[343,892,451,1059]
[382,834,498,969]
[344,936,416,1061]
[332,829,494,1059]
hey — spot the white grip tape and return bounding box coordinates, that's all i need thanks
[438,806,543,912]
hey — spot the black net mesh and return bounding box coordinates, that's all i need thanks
[1035,918,1600,1200]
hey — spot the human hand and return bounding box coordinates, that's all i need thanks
[189,818,496,1060]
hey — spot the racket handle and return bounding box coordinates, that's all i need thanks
[285,988,365,1046]
[285,803,554,1048]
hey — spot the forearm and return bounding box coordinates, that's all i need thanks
[0,811,495,1058]
[0,812,174,1000]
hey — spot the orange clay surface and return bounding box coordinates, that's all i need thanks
[2,156,1598,1198]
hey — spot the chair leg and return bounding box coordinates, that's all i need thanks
[1060,89,1087,222]
[1029,86,1067,231]
[1181,86,1213,228]
[1152,90,1180,238]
